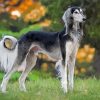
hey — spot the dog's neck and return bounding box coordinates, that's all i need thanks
[69,21,83,31]
[60,21,83,37]
[67,21,83,35]
[73,21,80,31]
[60,22,84,42]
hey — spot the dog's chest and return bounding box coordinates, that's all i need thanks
[65,34,79,52]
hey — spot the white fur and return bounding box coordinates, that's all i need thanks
[73,9,84,22]
[0,36,18,72]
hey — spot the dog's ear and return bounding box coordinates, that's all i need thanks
[62,8,71,26]
[4,38,17,50]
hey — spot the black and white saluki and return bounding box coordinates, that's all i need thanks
[0,6,86,93]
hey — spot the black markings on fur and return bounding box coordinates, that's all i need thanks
[17,31,60,64]
[71,7,81,14]
[79,22,83,30]
[18,40,32,65]
[59,27,73,65]
[28,31,59,52]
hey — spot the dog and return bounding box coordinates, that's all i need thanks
[0,6,86,93]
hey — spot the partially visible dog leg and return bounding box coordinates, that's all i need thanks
[55,60,67,92]
[60,62,67,93]
[55,60,62,79]
[19,51,37,92]
[0,62,18,93]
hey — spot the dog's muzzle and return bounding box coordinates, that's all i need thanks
[83,16,86,21]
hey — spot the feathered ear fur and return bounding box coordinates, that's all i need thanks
[62,8,72,27]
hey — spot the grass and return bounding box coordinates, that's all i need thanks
[0,71,100,100]
[0,24,42,38]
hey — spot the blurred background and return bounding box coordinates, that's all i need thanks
[0,0,100,78]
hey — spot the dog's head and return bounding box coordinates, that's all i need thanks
[2,36,17,50]
[62,6,86,25]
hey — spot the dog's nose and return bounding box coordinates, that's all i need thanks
[83,17,86,21]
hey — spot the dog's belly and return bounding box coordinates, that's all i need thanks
[31,45,62,61]
[46,48,62,61]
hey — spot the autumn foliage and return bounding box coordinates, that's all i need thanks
[0,0,51,29]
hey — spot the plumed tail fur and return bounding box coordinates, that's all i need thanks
[0,36,18,72]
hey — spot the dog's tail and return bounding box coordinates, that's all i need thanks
[0,36,18,72]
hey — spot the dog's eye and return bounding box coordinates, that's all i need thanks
[74,11,79,14]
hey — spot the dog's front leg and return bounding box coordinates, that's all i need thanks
[55,60,67,93]
[68,47,79,91]
[60,63,67,93]
[68,58,75,91]
[60,42,73,93]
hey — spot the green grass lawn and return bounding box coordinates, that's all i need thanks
[0,72,100,100]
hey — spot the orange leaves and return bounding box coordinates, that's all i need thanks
[5,0,19,6]
[77,49,86,62]
[0,6,5,13]
[23,2,46,22]
[0,0,47,23]
[77,45,95,63]
[75,67,87,75]
[39,6,46,16]
[41,63,48,71]
[0,0,50,27]
[80,67,87,73]
[40,19,51,27]
[75,45,95,75]
[37,54,49,61]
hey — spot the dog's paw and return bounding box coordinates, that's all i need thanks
[19,86,27,92]
[0,84,7,93]
[0,90,7,93]
[0,87,7,93]
[61,83,68,93]
[20,88,27,92]
[62,87,68,93]
[68,86,73,92]
[68,84,74,92]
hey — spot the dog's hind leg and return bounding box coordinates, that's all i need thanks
[19,50,37,92]
[55,60,62,79]
[0,62,18,93]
